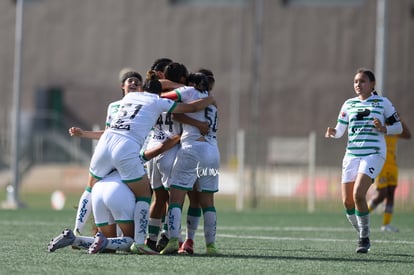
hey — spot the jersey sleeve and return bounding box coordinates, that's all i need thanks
[176,87,198,103]
[382,97,398,119]
[383,97,403,135]
[159,98,177,113]
[105,101,120,127]
[337,101,349,126]
[162,90,181,101]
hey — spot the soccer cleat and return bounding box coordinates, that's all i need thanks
[159,237,179,255]
[381,224,399,233]
[356,237,371,253]
[48,229,76,252]
[156,232,169,252]
[206,243,219,255]
[145,238,158,252]
[130,243,159,255]
[178,239,194,255]
[88,232,108,254]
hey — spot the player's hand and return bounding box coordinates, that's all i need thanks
[373,118,386,133]
[69,127,83,137]
[325,127,336,138]
[165,135,181,147]
[198,121,210,136]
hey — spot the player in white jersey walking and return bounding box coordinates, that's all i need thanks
[160,72,220,255]
[87,74,215,254]
[325,68,402,253]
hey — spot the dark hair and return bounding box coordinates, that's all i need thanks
[143,70,162,94]
[144,79,162,95]
[120,71,142,84]
[197,68,215,91]
[356,68,376,82]
[151,58,173,72]
[356,68,376,93]
[164,62,188,84]
[187,73,209,92]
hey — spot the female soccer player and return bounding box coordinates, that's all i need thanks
[160,72,220,255]
[325,68,402,253]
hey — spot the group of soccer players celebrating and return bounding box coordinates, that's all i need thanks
[47,58,220,256]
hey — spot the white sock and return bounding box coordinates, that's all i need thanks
[133,199,150,244]
[346,212,359,233]
[356,214,370,238]
[167,204,182,239]
[106,236,134,251]
[72,236,94,250]
[203,207,217,245]
[162,215,169,239]
[186,207,201,240]
[74,188,92,234]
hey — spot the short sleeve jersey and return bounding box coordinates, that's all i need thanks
[337,94,397,159]
[174,86,209,144]
[105,99,122,127]
[108,92,177,146]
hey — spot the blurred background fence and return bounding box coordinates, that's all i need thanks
[1,119,413,212]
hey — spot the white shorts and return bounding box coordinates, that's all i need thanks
[148,144,179,190]
[91,171,135,226]
[341,154,385,184]
[169,141,220,192]
[89,131,146,182]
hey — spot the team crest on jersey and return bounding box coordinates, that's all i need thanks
[341,111,346,118]
[371,101,380,107]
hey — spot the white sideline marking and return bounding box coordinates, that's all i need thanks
[219,226,352,232]
[215,233,414,245]
[1,221,413,245]
[219,225,413,233]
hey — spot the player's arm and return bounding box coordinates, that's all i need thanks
[171,96,215,113]
[68,127,104,140]
[159,79,184,91]
[141,135,181,161]
[161,90,180,101]
[325,122,346,139]
[173,113,209,136]
[399,120,411,139]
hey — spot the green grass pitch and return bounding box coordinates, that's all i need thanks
[0,193,413,274]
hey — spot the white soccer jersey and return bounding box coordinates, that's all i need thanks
[105,99,122,128]
[174,86,209,145]
[168,89,220,192]
[146,112,182,149]
[204,104,218,146]
[108,92,177,146]
[145,112,182,190]
[89,92,176,181]
[336,94,398,159]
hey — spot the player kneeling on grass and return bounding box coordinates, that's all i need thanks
[48,171,147,254]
